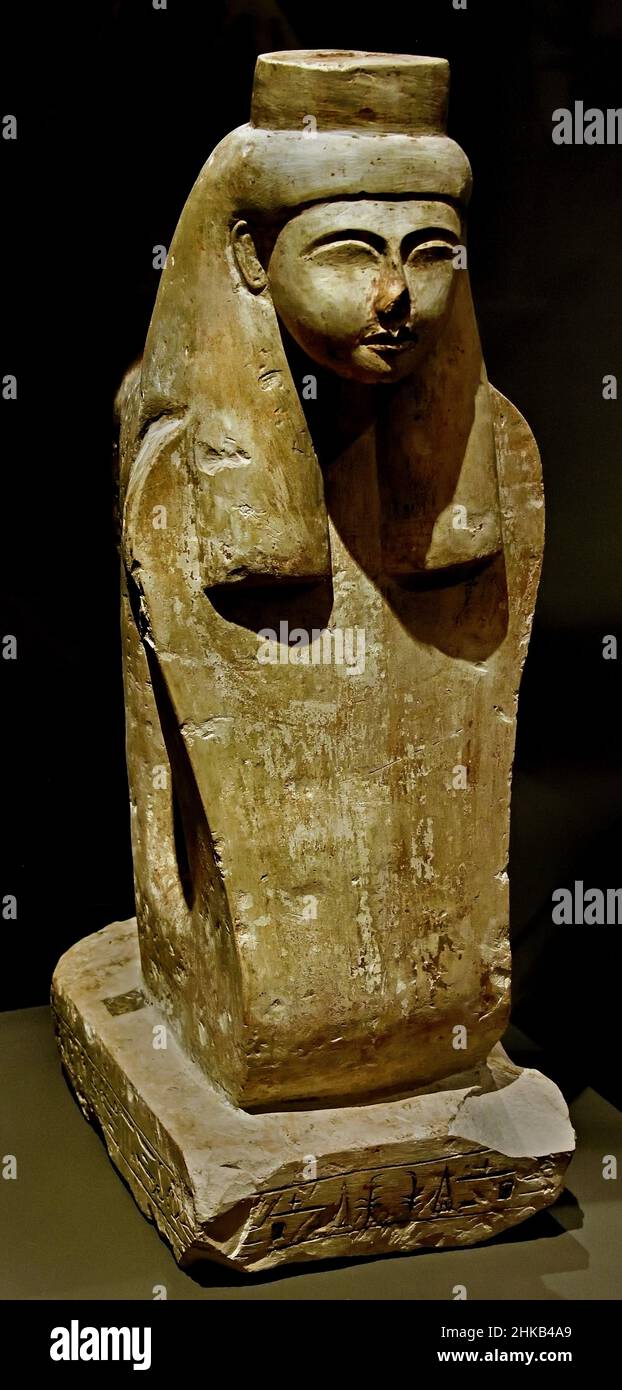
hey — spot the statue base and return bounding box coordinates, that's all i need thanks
[51,919,575,1273]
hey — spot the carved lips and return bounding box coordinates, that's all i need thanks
[363,327,418,355]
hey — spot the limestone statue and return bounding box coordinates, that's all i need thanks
[52,51,575,1272]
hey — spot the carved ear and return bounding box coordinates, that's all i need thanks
[230,219,267,293]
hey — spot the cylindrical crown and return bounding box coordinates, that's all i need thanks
[251,50,450,135]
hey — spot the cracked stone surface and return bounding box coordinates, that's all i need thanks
[112,52,545,1112]
[52,50,575,1271]
[52,919,575,1272]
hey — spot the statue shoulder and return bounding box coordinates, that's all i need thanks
[490,385,543,502]
[489,384,545,591]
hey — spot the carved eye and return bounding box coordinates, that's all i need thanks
[306,230,384,265]
[406,240,455,265]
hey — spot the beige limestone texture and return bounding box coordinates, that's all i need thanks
[52,919,574,1272]
[52,49,574,1271]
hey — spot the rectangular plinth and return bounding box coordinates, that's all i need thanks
[51,919,575,1273]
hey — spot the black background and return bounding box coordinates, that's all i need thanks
[1,0,620,1106]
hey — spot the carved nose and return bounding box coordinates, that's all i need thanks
[375,275,410,328]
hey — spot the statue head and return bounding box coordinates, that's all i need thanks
[139,50,472,400]
[245,197,461,384]
[128,52,501,588]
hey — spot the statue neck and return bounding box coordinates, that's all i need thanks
[281,332,379,466]
[281,290,503,577]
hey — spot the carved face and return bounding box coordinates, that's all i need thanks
[266,199,462,384]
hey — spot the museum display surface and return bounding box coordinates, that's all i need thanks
[51,50,575,1274]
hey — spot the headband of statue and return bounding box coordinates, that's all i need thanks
[222,50,472,213]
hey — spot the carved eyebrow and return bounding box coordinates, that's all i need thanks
[304,229,386,255]
[401,226,459,255]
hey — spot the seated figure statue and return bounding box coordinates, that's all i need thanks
[52,51,574,1272]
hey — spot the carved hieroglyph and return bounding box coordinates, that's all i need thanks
[52,51,574,1271]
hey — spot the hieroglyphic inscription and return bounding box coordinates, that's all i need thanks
[56,1016,198,1252]
[54,1006,564,1270]
[242,1152,556,1258]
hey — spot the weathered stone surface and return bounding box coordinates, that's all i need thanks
[52,49,575,1270]
[52,919,574,1273]
[115,53,544,1111]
